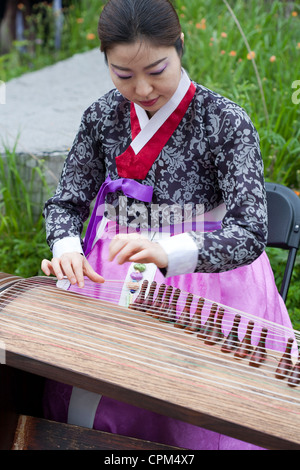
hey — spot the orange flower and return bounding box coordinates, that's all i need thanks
[220,50,226,55]
[86,33,96,40]
[294,190,300,197]
[229,50,237,56]
[269,55,276,62]
[76,17,84,24]
[292,11,298,17]
[221,32,227,38]
[297,43,300,49]
[247,51,256,60]
[196,19,206,30]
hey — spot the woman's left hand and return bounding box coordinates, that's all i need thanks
[108,233,168,269]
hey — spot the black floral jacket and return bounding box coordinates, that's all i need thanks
[43,81,267,273]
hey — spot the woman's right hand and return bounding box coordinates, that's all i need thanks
[41,252,105,288]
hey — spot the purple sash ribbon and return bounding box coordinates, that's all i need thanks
[83,175,154,255]
[84,176,222,256]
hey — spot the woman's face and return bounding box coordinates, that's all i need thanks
[106,40,182,117]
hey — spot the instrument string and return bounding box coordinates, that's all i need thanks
[0,275,297,353]
[2,275,297,345]
[0,277,293,352]
[3,276,300,449]
[1,277,299,401]
[1,296,299,409]
[70,279,300,341]
[0,275,287,332]
[4,310,299,414]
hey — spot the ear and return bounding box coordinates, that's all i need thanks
[180,32,185,45]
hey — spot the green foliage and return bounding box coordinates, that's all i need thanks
[0,1,104,82]
[176,0,300,189]
[0,142,51,277]
[267,248,300,330]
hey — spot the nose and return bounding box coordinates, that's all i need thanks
[135,77,154,98]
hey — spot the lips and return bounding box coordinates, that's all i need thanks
[139,97,159,108]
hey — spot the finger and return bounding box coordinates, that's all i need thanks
[41,259,55,276]
[129,244,168,269]
[70,256,86,288]
[108,234,145,262]
[48,257,66,281]
[53,256,78,285]
[128,249,151,263]
[115,240,150,265]
[108,238,129,262]
[83,258,105,284]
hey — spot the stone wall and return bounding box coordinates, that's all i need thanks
[0,48,114,202]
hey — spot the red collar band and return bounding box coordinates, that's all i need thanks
[116,70,196,180]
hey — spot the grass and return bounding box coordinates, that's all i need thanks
[1,0,300,325]
[176,0,300,189]
[0,141,52,277]
[0,1,103,82]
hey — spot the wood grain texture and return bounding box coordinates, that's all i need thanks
[12,415,181,450]
[1,275,300,450]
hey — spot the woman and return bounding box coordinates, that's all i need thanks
[41,0,293,450]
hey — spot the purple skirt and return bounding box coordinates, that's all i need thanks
[43,229,294,450]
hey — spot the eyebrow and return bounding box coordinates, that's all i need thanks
[110,57,168,72]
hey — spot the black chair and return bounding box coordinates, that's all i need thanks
[265,182,300,302]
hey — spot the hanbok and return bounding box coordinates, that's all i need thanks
[43,70,295,450]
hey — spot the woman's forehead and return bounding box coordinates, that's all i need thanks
[107,41,173,69]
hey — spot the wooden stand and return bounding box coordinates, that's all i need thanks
[0,365,181,450]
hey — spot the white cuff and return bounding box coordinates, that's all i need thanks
[52,236,83,258]
[157,233,199,277]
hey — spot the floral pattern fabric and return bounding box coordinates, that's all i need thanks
[43,81,267,273]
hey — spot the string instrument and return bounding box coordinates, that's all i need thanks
[1,271,300,450]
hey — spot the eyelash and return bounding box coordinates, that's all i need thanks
[115,66,167,80]
[150,66,167,76]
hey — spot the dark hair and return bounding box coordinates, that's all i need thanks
[98,0,183,60]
